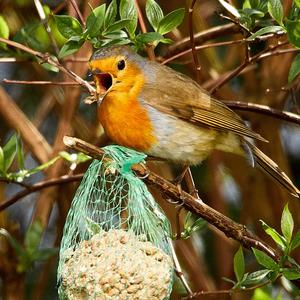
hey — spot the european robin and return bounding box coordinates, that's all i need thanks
[89,45,299,197]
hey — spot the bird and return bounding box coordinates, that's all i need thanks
[88,45,299,197]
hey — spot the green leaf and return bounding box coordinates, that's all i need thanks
[104,30,128,40]
[218,0,241,18]
[105,19,131,34]
[251,287,273,300]
[0,15,9,49]
[295,0,300,9]
[252,248,279,271]
[16,135,25,170]
[120,0,138,37]
[288,53,300,83]
[3,134,18,172]
[86,4,106,38]
[281,203,294,243]
[291,229,300,250]
[26,156,59,176]
[282,268,300,280]
[54,15,82,39]
[101,38,131,47]
[146,0,164,31]
[24,220,43,254]
[286,19,300,48]
[104,0,117,28]
[247,25,283,40]
[268,0,283,25]
[136,32,164,44]
[234,246,245,282]
[158,8,185,35]
[243,269,271,286]
[241,8,265,18]
[260,220,286,249]
[243,0,261,9]
[58,38,84,58]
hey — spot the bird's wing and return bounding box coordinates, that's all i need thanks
[142,64,267,142]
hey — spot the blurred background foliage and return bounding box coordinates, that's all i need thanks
[1,0,300,299]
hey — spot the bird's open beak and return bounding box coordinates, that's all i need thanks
[93,72,114,103]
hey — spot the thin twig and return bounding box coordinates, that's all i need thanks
[188,0,201,82]
[224,101,300,126]
[134,0,156,61]
[166,23,239,57]
[0,178,31,189]
[163,39,245,65]
[2,79,85,86]
[34,0,59,54]
[0,174,84,211]
[210,41,291,94]
[181,280,272,299]
[218,12,252,35]
[0,37,96,96]
[68,0,86,26]
[168,238,193,296]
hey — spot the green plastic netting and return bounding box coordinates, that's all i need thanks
[57,145,173,300]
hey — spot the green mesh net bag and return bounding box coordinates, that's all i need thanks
[57,145,174,300]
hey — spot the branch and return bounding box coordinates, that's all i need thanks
[62,136,280,261]
[210,41,293,94]
[0,37,95,96]
[134,0,156,61]
[188,0,201,82]
[0,174,83,211]
[166,23,239,58]
[224,101,300,126]
[163,39,244,65]
[68,0,86,26]
[2,79,84,86]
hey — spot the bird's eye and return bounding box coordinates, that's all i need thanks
[117,59,125,70]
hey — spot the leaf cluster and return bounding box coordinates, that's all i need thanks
[219,0,300,83]
[0,134,90,183]
[232,204,300,291]
[54,0,184,58]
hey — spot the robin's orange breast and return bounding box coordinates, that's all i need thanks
[98,93,157,152]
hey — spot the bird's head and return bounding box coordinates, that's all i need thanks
[89,45,146,102]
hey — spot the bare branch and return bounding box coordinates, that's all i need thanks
[224,101,300,126]
[188,0,201,82]
[2,79,84,86]
[0,37,95,96]
[0,174,83,211]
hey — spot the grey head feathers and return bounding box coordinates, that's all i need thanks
[91,45,143,63]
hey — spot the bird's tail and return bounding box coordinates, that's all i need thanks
[250,144,299,197]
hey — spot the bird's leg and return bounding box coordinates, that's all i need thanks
[173,164,189,186]
[172,164,189,195]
